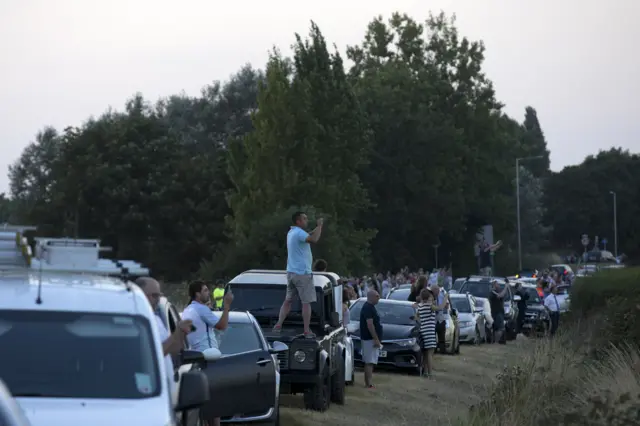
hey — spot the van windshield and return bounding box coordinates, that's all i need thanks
[229,284,325,323]
[0,310,160,399]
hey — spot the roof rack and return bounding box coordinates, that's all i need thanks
[0,225,149,277]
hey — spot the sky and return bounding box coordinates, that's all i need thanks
[1,0,638,194]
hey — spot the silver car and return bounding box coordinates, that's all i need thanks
[449,293,486,344]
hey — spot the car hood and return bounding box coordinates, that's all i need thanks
[17,397,172,426]
[348,321,415,340]
[526,303,545,312]
[457,313,475,323]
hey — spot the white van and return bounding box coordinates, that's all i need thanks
[0,227,214,426]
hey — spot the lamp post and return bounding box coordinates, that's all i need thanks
[516,155,543,271]
[609,191,618,258]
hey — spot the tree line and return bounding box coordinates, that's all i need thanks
[2,12,638,280]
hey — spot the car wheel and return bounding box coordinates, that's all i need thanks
[304,370,331,412]
[330,357,346,405]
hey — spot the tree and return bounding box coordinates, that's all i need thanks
[516,165,550,254]
[521,106,551,177]
[222,22,375,275]
[544,148,640,258]
[347,12,523,273]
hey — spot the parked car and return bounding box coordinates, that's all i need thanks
[226,270,347,412]
[195,311,287,425]
[451,278,466,293]
[458,276,519,340]
[0,379,31,426]
[554,285,571,313]
[386,286,411,300]
[347,299,423,374]
[0,231,211,426]
[518,284,549,336]
[449,293,485,344]
[551,264,574,283]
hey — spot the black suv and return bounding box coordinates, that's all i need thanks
[227,269,346,412]
[458,276,519,341]
[518,284,549,336]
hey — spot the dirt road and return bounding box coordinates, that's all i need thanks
[279,341,527,426]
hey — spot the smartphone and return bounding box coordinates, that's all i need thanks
[225,283,232,294]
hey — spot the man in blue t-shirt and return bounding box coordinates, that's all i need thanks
[273,211,324,338]
[360,290,382,388]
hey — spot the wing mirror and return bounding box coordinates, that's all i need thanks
[175,370,209,412]
[202,347,222,362]
[269,341,289,354]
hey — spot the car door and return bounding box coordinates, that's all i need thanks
[201,332,276,419]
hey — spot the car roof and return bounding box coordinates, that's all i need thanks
[464,276,507,283]
[229,270,338,289]
[390,286,411,292]
[0,271,149,315]
[353,297,415,307]
[448,293,469,299]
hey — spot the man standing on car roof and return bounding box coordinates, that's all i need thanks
[273,211,324,339]
[135,277,193,397]
[360,290,382,389]
[478,239,502,276]
[489,280,509,344]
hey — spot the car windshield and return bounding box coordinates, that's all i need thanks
[387,288,411,301]
[461,281,511,301]
[349,301,415,325]
[0,310,159,399]
[452,279,465,291]
[524,288,542,304]
[229,284,324,322]
[450,297,471,313]
[218,322,262,355]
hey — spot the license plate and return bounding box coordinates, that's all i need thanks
[379,350,387,358]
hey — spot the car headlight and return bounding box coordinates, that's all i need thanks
[293,350,306,363]
[394,338,417,347]
[460,321,473,328]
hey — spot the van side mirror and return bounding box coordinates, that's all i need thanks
[175,370,209,412]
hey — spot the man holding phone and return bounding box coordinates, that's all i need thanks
[272,211,324,339]
[182,280,233,352]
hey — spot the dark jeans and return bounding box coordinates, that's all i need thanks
[435,321,446,352]
[549,312,560,336]
[516,309,526,333]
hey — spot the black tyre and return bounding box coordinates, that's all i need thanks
[330,358,346,405]
[304,370,331,412]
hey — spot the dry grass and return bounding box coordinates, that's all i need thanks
[278,342,529,426]
[465,324,640,426]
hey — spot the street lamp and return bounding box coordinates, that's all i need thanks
[516,155,543,271]
[609,191,618,258]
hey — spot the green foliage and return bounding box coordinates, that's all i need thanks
[225,23,375,275]
[570,268,640,349]
[544,148,640,258]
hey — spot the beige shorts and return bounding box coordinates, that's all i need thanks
[286,273,316,304]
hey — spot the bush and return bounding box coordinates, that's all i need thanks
[465,267,640,426]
